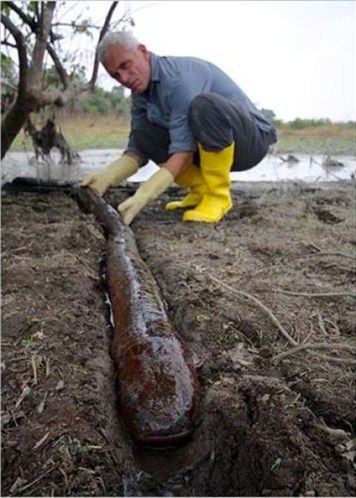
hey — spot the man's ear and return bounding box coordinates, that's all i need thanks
[138,44,149,58]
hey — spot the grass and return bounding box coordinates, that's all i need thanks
[10,113,356,155]
[12,113,130,152]
[58,114,130,149]
[276,124,355,154]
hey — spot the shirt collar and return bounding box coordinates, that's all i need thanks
[150,52,160,83]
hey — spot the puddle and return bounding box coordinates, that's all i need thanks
[2,148,356,185]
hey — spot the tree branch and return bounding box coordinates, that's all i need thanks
[5,1,61,44]
[4,1,36,30]
[88,0,119,88]
[6,1,69,90]
[1,40,18,49]
[0,13,28,96]
[46,43,70,89]
[1,1,124,158]
[28,2,56,88]
[5,1,118,94]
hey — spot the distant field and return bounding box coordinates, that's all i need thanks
[11,113,355,155]
[12,114,130,151]
[276,123,355,155]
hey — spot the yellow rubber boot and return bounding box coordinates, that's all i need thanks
[183,143,234,223]
[165,164,207,210]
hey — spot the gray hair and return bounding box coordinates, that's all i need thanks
[98,31,141,63]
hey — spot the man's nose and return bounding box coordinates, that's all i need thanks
[116,70,130,86]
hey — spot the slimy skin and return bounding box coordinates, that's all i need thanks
[77,187,199,445]
[107,228,199,444]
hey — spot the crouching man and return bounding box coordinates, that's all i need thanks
[82,31,277,224]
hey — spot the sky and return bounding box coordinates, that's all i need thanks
[73,1,355,122]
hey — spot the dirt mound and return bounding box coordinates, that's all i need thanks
[2,180,355,496]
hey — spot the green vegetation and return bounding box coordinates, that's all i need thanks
[12,113,130,151]
[276,120,355,154]
[77,87,131,118]
[7,77,355,154]
[11,112,355,155]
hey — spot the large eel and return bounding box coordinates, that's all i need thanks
[76,187,199,445]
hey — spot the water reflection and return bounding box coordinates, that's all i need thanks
[2,149,356,185]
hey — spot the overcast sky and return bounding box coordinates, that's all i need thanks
[80,1,355,122]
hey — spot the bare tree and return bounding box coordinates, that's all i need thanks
[0,1,121,159]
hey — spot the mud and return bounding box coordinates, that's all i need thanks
[1,180,355,496]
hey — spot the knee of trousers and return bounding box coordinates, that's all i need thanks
[188,93,234,151]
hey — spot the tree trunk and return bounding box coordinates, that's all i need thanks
[1,3,56,159]
[1,100,28,159]
[1,1,118,159]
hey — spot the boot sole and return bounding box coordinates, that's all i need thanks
[183,202,232,223]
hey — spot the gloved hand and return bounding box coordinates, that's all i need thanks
[81,155,139,196]
[118,168,174,225]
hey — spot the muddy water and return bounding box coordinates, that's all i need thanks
[2,148,356,185]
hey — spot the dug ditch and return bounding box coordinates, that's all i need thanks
[1,180,355,496]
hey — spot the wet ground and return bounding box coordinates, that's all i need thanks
[1,179,356,496]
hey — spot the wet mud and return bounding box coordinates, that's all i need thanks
[1,180,355,496]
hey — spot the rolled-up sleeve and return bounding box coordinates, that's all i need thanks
[125,96,149,159]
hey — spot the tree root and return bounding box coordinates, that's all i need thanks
[273,342,356,365]
[209,276,298,346]
[210,276,356,366]
[273,290,356,299]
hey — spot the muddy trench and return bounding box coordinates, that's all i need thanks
[1,181,355,497]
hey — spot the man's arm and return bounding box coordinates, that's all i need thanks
[164,151,194,178]
[118,150,194,225]
[81,151,145,196]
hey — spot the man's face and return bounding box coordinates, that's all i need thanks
[103,43,151,94]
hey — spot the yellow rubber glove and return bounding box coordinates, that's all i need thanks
[81,155,139,196]
[118,168,174,225]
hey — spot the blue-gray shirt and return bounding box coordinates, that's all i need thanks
[127,53,274,157]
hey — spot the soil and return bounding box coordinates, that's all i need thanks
[1,179,356,497]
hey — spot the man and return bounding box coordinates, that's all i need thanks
[82,31,277,224]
